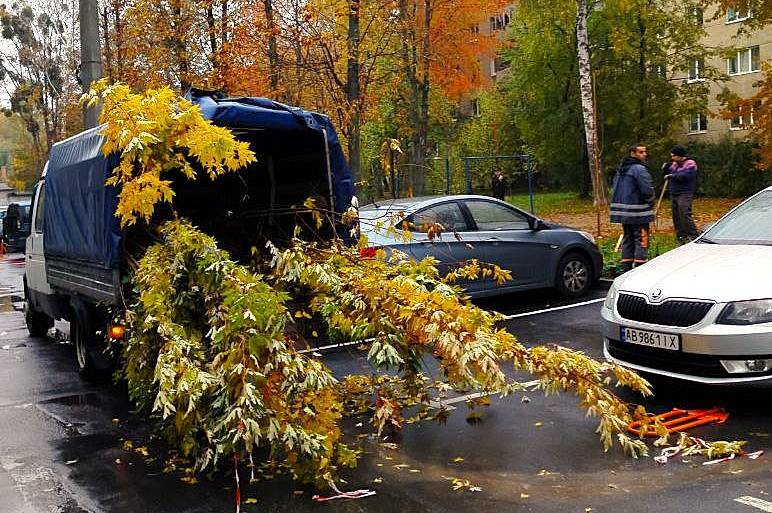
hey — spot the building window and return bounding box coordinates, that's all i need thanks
[687,59,705,82]
[730,101,760,130]
[688,113,708,133]
[489,14,506,32]
[726,6,752,23]
[728,46,760,75]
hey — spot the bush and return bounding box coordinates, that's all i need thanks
[684,137,769,197]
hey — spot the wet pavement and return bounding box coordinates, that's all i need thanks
[2,255,772,513]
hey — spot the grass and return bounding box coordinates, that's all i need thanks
[507,191,597,215]
[597,233,680,278]
[503,191,743,277]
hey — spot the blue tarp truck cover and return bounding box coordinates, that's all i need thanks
[43,93,354,270]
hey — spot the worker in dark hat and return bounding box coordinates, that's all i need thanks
[663,145,699,244]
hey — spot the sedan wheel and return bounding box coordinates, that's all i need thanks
[556,253,591,298]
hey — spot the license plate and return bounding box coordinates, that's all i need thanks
[620,327,680,351]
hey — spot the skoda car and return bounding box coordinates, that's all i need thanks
[358,195,602,298]
[602,185,772,384]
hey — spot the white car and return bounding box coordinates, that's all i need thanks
[601,185,772,384]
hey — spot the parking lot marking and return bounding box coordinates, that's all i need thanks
[501,297,605,320]
[429,380,541,410]
[297,339,369,355]
[734,496,772,512]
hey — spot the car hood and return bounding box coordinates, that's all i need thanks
[617,242,772,303]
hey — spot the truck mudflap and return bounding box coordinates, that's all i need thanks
[47,257,120,304]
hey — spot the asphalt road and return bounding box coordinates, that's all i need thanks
[2,254,772,513]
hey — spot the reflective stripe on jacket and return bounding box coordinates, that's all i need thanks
[610,157,655,224]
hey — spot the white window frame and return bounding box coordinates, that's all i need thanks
[727,46,760,76]
[688,113,708,134]
[687,59,705,83]
[726,6,752,23]
[730,103,758,130]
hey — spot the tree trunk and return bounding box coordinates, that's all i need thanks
[206,5,217,55]
[575,0,605,206]
[171,3,191,92]
[636,9,646,140]
[102,6,112,80]
[413,0,430,196]
[346,0,361,180]
[399,0,429,196]
[221,0,228,44]
[113,0,123,78]
[263,0,280,93]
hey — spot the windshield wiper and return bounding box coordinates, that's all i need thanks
[697,237,717,244]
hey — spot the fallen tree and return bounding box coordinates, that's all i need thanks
[82,81,742,489]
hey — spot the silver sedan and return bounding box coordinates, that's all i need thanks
[602,186,772,384]
[358,195,602,298]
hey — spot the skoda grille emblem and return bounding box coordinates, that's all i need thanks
[651,289,662,301]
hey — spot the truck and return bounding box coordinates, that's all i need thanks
[23,91,354,378]
[1,201,32,253]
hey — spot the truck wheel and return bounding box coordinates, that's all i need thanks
[72,305,112,380]
[555,252,592,298]
[24,306,54,338]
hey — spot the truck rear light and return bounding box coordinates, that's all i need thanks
[109,325,126,340]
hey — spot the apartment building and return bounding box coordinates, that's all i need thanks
[683,6,771,139]
[467,7,514,116]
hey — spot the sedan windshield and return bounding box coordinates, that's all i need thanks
[702,191,772,245]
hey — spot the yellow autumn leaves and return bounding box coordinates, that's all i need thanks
[81,80,256,227]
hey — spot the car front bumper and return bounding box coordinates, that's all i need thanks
[601,301,772,385]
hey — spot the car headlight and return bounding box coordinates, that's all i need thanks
[717,299,772,325]
[604,280,618,310]
[579,231,596,244]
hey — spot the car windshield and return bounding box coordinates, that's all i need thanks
[701,190,772,245]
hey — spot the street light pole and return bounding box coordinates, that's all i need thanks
[80,0,102,129]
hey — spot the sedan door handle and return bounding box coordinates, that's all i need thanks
[486,237,502,246]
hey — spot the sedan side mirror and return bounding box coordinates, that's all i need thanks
[532,218,549,231]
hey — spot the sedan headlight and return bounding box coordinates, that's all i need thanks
[717,299,772,325]
[579,231,596,244]
[604,280,618,310]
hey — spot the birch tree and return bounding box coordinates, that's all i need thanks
[576,0,604,205]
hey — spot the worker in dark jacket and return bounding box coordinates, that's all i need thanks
[610,144,655,272]
[664,145,699,244]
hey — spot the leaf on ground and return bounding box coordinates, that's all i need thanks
[453,457,464,463]
[534,422,544,427]
[244,498,258,504]
[520,492,530,498]
[373,477,383,484]
[180,476,198,485]
[466,412,483,423]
